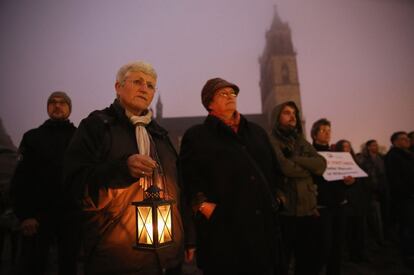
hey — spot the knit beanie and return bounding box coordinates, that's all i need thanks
[201,77,239,111]
[47,91,72,111]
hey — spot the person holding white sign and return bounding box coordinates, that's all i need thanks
[310,118,355,275]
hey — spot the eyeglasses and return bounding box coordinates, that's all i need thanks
[125,78,156,92]
[216,91,237,99]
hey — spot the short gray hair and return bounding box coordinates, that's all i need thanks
[116,61,157,85]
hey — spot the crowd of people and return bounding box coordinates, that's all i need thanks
[0,60,413,275]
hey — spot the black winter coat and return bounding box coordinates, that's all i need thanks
[384,147,414,201]
[64,100,185,274]
[179,114,283,273]
[11,119,76,220]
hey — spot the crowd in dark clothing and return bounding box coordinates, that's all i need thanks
[333,132,414,272]
[0,78,413,275]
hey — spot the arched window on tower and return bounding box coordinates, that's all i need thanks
[282,63,290,84]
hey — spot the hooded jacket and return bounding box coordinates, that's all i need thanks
[269,101,326,216]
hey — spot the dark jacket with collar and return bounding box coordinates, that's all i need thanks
[11,119,76,221]
[179,114,283,273]
[64,99,185,274]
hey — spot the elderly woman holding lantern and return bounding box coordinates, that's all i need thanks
[64,61,190,275]
[179,77,285,275]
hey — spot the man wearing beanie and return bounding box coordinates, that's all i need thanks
[10,91,79,275]
[179,77,285,274]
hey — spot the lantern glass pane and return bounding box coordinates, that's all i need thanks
[157,204,172,244]
[137,206,153,244]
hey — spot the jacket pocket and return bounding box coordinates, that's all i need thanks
[82,184,115,212]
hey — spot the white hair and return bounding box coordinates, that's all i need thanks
[116,61,157,85]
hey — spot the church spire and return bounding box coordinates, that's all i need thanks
[270,5,283,29]
[156,95,163,120]
[265,5,294,55]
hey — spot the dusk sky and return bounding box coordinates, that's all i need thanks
[1,0,413,151]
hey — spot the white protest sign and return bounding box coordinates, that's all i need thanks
[318,152,368,181]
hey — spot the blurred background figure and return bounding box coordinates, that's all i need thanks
[358,140,391,245]
[384,131,414,270]
[0,118,18,272]
[336,139,370,263]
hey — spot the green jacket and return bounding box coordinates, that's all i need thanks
[269,102,326,216]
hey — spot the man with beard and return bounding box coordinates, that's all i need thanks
[11,91,79,275]
[269,101,326,275]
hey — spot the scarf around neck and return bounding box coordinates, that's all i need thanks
[126,109,152,156]
[126,109,153,190]
[210,110,241,133]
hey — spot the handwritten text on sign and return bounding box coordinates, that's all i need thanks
[318,152,368,181]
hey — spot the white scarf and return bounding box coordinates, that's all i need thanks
[127,109,153,190]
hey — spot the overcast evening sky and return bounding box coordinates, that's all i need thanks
[1,0,413,151]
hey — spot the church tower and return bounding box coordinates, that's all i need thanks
[259,6,304,129]
[155,95,163,120]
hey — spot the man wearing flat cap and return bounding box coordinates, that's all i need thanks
[11,91,79,275]
[179,77,285,274]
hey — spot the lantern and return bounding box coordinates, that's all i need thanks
[132,185,175,249]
